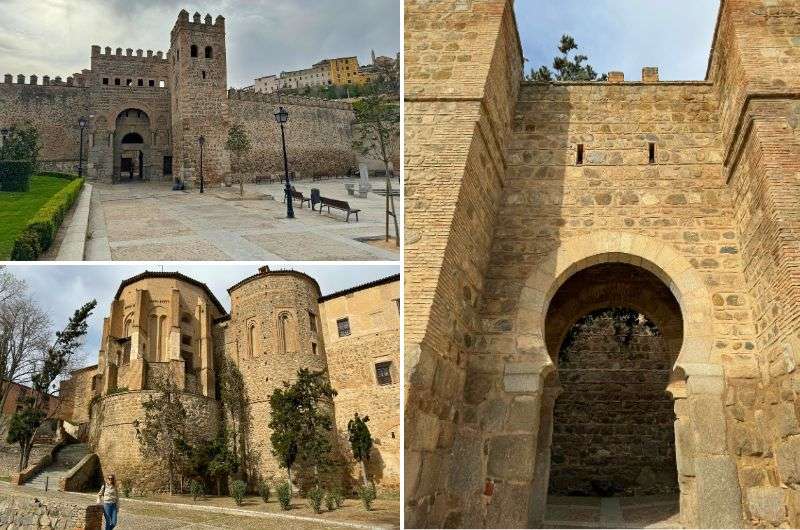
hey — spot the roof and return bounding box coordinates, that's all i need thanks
[114,271,228,316]
[227,268,322,296]
[319,274,400,302]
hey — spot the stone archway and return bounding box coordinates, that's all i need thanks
[113,108,151,181]
[509,231,742,529]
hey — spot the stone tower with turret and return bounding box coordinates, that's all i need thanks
[168,10,230,185]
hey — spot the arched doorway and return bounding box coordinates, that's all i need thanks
[114,109,151,181]
[542,263,683,527]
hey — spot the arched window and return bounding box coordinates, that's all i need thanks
[248,322,256,357]
[121,132,144,144]
[190,45,198,58]
[205,46,213,59]
[276,312,298,354]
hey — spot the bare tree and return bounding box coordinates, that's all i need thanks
[0,266,25,305]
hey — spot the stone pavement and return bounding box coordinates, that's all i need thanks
[74,177,399,261]
[544,495,681,529]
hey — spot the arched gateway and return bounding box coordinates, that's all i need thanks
[114,108,151,180]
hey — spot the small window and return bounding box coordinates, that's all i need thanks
[190,44,198,58]
[312,342,318,355]
[137,79,143,86]
[309,311,317,332]
[576,144,584,165]
[177,50,180,61]
[114,78,120,85]
[394,299,400,314]
[102,78,109,85]
[202,70,206,79]
[375,361,392,385]
[181,313,191,324]
[148,79,155,87]
[336,317,351,337]
[126,79,132,86]
[181,334,192,346]
[205,46,213,59]
[159,80,165,88]
[648,142,656,164]
[391,431,395,439]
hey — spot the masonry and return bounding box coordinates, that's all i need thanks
[405,0,800,528]
[56,268,400,494]
[0,10,355,185]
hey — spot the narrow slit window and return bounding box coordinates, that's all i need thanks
[576,144,584,165]
[202,70,206,79]
[648,142,656,164]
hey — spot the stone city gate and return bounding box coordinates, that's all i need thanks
[505,233,740,528]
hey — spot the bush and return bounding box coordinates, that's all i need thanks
[324,491,336,511]
[276,481,292,510]
[307,486,324,514]
[10,177,83,260]
[230,479,246,506]
[189,479,204,501]
[258,480,270,503]
[357,483,376,511]
[37,171,79,181]
[331,488,344,508]
[0,160,34,192]
[121,480,132,498]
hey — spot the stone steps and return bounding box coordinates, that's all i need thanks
[24,443,90,490]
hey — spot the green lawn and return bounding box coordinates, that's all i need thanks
[0,175,70,259]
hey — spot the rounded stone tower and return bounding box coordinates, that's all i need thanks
[88,272,225,491]
[222,266,329,480]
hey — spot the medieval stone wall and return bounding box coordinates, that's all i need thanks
[228,92,355,179]
[57,367,98,426]
[322,280,401,491]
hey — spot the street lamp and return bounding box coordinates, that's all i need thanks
[77,117,87,178]
[274,106,294,219]
[198,135,205,194]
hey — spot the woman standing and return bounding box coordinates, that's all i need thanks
[97,474,119,530]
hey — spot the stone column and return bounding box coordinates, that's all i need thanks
[527,381,561,527]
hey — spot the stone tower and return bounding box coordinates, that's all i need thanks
[169,10,230,185]
[223,267,331,480]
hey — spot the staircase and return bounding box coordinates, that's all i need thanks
[25,443,89,491]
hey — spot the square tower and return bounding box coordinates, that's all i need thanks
[168,10,230,185]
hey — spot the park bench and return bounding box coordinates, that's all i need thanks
[282,188,311,208]
[318,196,361,222]
[254,175,275,184]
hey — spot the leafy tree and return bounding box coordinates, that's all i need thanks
[268,368,337,491]
[347,412,373,487]
[224,124,251,196]
[0,124,40,166]
[206,433,239,496]
[528,34,607,82]
[7,299,95,470]
[219,358,249,480]
[352,96,400,246]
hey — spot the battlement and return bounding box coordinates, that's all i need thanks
[92,45,167,62]
[227,88,352,111]
[172,10,225,35]
[2,72,89,87]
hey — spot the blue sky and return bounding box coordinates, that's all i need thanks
[515,1,721,81]
[4,264,398,371]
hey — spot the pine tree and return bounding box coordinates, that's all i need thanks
[528,34,608,82]
[347,412,373,487]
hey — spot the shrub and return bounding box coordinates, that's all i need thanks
[324,491,336,511]
[258,480,270,503]
[189,479,204,501]
[357,483,376,511]
[121,480,132,498]
[308,486,324,514]
[276,481,292,510]
[37,171,79,181]
[331,488,344,508]
[10,177,83,260]
[0,160,34,192]
[230,479,246,506]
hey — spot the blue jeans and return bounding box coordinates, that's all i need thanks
[102,502,118,530]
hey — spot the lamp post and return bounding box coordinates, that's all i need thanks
[77,117,87,178]
[198,135,205,194]
[274,106,294,219]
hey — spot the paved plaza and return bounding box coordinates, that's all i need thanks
[67,177,400,261]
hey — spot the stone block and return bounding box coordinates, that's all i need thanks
[722,353,759,379]
[506,395,541,432]
[486,434,536,482]
[773,401,800,438]
[483,482,531,528]
[776,435,800,486]
[747,486,787,525]
[694,455,743,528]
[447,431,483,495]
[689,395,727,454]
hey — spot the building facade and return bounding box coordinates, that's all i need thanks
[253,56,369,94]
[58,268,400,492]
[0,10,356,185]
[405,0,800,528]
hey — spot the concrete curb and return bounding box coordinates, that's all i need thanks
[69,491,392,529]
[56,183,92,261]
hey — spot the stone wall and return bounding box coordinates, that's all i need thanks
[57,367,98,426]
[0,444,55,478]
[0,484,103,530]
[228,92,356,180]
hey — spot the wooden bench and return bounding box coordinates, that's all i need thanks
[282,189,311,208]
[318,197,361,222]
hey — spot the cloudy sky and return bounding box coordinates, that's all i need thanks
[3,263,398,370]
[516,0,721,81]
[0,0,400,87]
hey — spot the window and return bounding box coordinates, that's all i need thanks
[126,79,132,86]
[205,46,213,59]
[137,79,143,86]
[248,322,256,356]
[576,144,584,165]
[309,312,317,332]
[312,342,318,355]
[181,313,191,324]
[190,44,198,58]
[148,79,155,87]
[181,334,192,347]
[375,361,392,385]
[202,70,206,79]
[121,132,144,144]
[102,77,109,85]
[394,299,400,314]
[648,142,656,164]
[114,78,120,85]
[159,80,165,88]
[336,317,351,337]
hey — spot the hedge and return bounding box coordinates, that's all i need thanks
[10,177,85,260]
[37,170,80,181]
[0,160,34,192]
